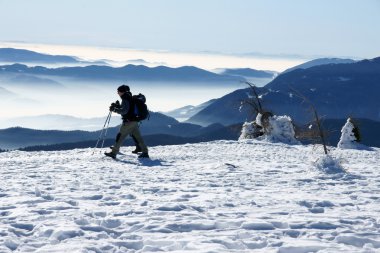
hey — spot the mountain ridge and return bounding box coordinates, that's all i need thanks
[282,57,356,74]
[187,56,380,125]
[0,111,240,149]
[0,47,106,65]
[0,48,79,63]
[0,63,244,82]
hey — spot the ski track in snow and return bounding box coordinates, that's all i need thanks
[0,140,380,253]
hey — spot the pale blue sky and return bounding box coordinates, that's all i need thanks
[0,0,379,59]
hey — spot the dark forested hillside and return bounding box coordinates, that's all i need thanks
[187,57,380,126]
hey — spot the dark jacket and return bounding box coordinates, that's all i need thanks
[114,92,135,122]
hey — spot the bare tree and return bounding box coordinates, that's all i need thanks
[290,88,329,155]
[241,81,273,133]
[241,81,264,114]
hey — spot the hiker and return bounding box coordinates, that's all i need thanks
[105,85,149,159]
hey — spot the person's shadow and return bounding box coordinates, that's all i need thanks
[118,157,170,167]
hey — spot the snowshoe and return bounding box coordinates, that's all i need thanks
[104,152,116,159]
[132,146,142,154]
[138,152,149,159]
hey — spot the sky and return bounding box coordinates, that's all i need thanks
[1,0,380,119]
[0,0,379,70]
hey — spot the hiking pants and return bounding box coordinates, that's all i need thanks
[112,121,148,154]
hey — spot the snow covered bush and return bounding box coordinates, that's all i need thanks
[239,121,263,140]
[240,114,300,145]
[257,115,300,145]
[338,118,363,149]
[239,113,265,140]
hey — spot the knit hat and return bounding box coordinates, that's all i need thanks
[117,85,130,93]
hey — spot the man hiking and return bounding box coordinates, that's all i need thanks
[105,85,149,159]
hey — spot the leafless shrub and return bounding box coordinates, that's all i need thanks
[241,81,273,133]
[290,88,329,155]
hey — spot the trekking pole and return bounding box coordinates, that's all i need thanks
[92,111,112,155]
[100,111,112,149]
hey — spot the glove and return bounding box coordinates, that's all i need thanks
[109,100,120,112]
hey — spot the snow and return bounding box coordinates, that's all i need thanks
[255,113,263,127]
[239,121,261,140]
[1,140,380,252]
[259,115,299,144]
[338,119,357,148]
[240,114,298,145]
[337,118,369,150]
[314,155,346,174]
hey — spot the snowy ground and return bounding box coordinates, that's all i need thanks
[1,140,380,253]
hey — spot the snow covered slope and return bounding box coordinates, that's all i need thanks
[1,140,380,252]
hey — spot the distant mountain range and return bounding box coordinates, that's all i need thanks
[218,68,276,78]
[0,63,245,82]
[0,48,79,63]
[0,48,281,83]
[282,58,356,73]
[18,122,242,152]
[0,48,105,65]
[163,99,216,121]
[0,114,121,131]
[187,57,380,126]
[212,68,276,86]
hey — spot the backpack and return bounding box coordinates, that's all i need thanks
[131,93,150,121]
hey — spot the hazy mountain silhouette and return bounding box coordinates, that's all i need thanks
[220,68,276,78]
[0,63,244,82]
[18,127,239,152]
[0,127,96,149]
[7,74,63,87]
[185,88,251,126]
[282,58,356,74]
[0,114,119,131]
[0,112,240,149]
[0,86,17,99]
[0,48,106,65]
[163,99,216,120]
[0,48,79,63]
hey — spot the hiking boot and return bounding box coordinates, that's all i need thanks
[131,146,142,154]
[138,152,149,159]
[104,151,116,159]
